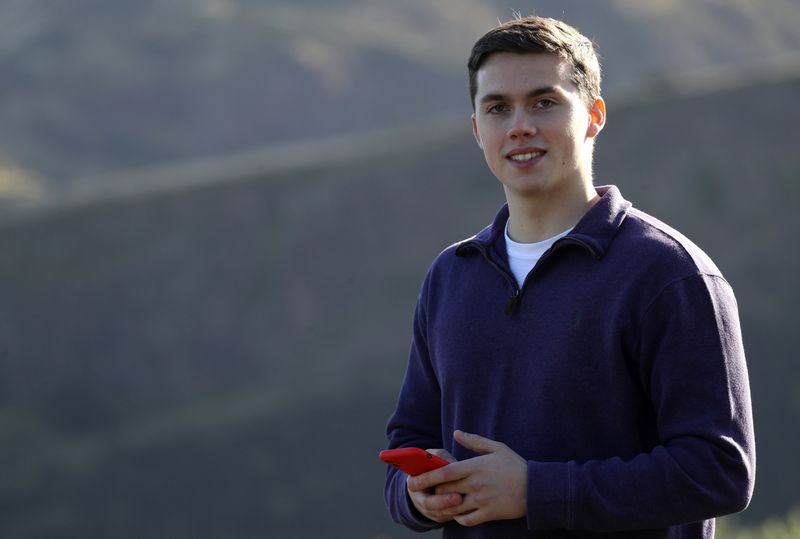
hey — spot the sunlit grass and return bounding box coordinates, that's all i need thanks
[718,506,800,539]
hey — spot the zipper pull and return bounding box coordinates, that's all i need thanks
[504,289,521,316]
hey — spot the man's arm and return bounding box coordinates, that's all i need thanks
[384,276,456,531]
[526,274,754,531]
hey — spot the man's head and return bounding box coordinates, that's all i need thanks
[467,16,607,202]
[468,16,601,110]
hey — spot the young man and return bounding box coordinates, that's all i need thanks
[384,16,755,538]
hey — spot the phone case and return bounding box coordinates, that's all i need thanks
[379,447,449,476]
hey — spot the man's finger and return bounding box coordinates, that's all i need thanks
[419,492,463,513]
[407,461,469,492]
[453,508,486,527]
[426,448,457,463]
[454,430,505,455]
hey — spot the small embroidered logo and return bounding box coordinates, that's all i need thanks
[572,310,582,329]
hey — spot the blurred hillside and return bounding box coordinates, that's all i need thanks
[1,0,800,188]
[0,67,798,538]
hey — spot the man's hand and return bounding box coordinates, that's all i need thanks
[407,430,528,527]
[406,448,464,523]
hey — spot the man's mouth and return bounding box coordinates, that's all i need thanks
[507,150,545,162]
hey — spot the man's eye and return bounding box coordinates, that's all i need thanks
[486,104,509,114]
[535,99,556,109]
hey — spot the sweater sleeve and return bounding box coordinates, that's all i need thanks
[384,279,446,532]
[526,274,756,531]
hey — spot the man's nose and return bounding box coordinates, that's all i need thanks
[507,112,537,139]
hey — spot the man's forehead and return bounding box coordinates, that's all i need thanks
[475,52,573,96]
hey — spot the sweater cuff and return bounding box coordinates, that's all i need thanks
[392,472,443,532]
[404,488,443,531]
[526,460,572,530]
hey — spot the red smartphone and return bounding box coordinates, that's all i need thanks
[379,447,449,476]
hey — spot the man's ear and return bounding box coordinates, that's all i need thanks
[586,97,606,139]
[471,113,484,149]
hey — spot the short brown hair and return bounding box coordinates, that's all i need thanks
[468,16,601,109]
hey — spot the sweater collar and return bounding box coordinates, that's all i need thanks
[455,185,631,260]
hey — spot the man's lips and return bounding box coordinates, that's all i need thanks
[506,147,546,163]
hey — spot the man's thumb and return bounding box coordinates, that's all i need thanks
[453,429,502,455]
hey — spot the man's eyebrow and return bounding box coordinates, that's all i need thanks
[526,86,558,98]
[478,86,559,104]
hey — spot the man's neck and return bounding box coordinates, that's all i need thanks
[504,182,599,243]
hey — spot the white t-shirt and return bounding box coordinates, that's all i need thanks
[504,222,572,288]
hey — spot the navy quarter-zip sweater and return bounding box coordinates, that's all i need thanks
[385,186,755,538]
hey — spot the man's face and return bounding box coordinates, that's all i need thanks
[471,52,605,200]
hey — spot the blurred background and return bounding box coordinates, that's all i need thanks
[0,0,798,537]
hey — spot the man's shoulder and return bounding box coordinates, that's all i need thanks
[429,230,487,269]
[618,206,722,278]
[430,211,502,265]
[417,218,500,292]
